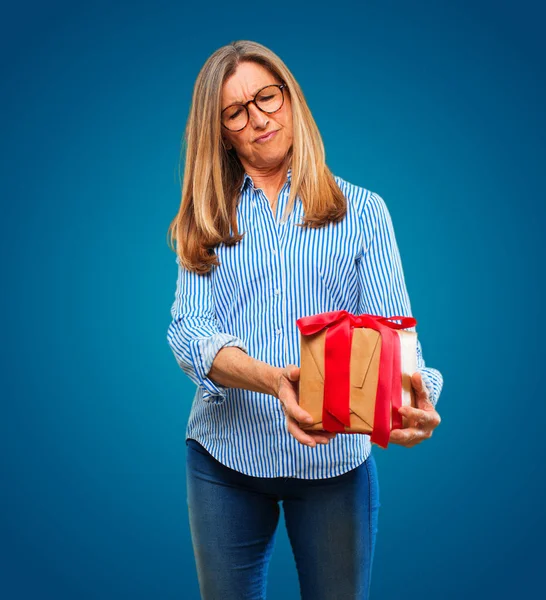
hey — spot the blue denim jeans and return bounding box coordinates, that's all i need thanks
[185,438,380,600]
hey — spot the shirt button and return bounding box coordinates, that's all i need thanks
[275,288,280,295]
[276,329,282,335]
[272,249,277,255]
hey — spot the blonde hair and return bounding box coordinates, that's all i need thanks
[167,40,347,274]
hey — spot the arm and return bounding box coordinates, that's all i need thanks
[207,346,282,397]
[167,257,281,403]
[356,192,444,407]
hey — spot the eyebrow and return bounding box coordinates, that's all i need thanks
[224,84,276,108]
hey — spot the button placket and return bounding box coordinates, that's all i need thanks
[270,256,282,346]
[258,183,289,366]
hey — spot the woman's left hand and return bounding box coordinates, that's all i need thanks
[387,372,442,447]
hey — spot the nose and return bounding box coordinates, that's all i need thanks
[248,102,269,129]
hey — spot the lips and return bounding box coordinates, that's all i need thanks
[254,130,278,142]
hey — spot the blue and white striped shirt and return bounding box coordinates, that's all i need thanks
[167,168,443,478]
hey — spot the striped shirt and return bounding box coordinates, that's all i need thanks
[167,168,443,479]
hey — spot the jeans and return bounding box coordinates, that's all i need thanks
[185,438,380,600]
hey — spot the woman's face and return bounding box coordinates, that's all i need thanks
[220,61,293,171]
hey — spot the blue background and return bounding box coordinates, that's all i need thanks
[2,0,545,598]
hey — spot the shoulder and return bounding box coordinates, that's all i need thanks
[332,174,390,225]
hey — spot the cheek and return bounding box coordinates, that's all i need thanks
[235,136,255,156]
[281,119,293,139]
[280,111,293,135]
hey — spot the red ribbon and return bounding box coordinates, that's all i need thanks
[296,310,417,449]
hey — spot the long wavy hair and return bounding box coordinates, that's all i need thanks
[167,40,347,274]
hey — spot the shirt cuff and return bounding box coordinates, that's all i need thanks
[188,332,249,405]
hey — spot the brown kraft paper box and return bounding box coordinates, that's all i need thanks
[298,327,418,434]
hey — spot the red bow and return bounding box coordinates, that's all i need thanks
[296,310,417,448]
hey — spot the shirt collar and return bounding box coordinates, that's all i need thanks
[239,167,292,193]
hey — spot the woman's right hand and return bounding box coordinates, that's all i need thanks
[275,364,337,448]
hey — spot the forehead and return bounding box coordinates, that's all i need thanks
[222,62,279,105]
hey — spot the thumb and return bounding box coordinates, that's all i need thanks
[288,365,300,381]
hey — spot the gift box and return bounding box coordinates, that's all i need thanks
[296,310,418,449]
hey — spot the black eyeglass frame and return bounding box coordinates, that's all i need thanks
[221,83,288,132]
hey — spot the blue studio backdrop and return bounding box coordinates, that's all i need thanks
[2,1,545,599]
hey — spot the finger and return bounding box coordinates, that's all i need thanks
[281,394,313,425]
[401,406,441,431]
[301,427,337,445]
[398,406,437,426]
[417,391,435,410]
[287,416,338,446]
[286,416,316,446]
[299,420,338,440]
[389,427,425,445]
[287,365,300,382]
[309,432,335,444]
[411,372,433,404]
[295,419,336,439]
[308,430,337,442]
[317,429,337,439]
[411,371,425,392]
[390,434,423,447]
[403,427,429,444]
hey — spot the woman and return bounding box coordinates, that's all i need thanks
[167,40,443,600]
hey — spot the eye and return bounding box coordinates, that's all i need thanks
[229,109,242,120]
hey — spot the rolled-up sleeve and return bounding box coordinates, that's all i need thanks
[167,256,248,404]
[356,191,444,407]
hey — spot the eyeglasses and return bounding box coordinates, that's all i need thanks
[221,83,287,132]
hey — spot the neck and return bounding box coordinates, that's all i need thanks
[243,157,290,191]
